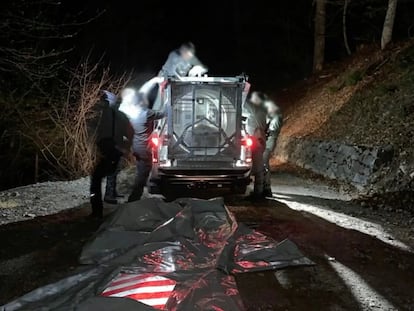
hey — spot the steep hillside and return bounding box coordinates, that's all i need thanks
[315,43,414,165]
[278,42,412,139]
[278,47,378,138]
[274,40,414,205]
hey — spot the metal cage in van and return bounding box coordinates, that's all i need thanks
[149,76,252,197]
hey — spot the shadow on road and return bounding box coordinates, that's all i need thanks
[0,204,102,304]
[227,197,414,310]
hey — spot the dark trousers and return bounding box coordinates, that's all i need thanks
[90,140,122,216]
[105,162,121,198]
[251,138,265,195]
[128,150,152,202]
[263,149,272,193]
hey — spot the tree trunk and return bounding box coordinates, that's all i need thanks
[343,0,352,55]
[381,0,398,50]
[313,0,327,73]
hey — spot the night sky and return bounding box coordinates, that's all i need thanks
[60,0,314,89]
[58,0,414,89]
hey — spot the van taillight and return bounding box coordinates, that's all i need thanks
[242,136,253,148]
[151,134,159,163]
[151,136,159,148]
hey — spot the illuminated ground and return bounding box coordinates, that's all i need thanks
[0,174,413,310]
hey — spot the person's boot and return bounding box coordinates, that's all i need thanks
[245,191,266,202]
[263,188,273,197]
[90,193,103,220]
[104,195,118,204]
[112,187,125,198]
[127,193,140,203]
[128,186,143,203]
[104,175,118,204]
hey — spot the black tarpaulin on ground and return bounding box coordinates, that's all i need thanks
[2,197,314,311]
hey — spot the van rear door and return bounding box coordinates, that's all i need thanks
[167,82,243,166]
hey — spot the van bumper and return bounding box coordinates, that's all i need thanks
[149,167,251,194]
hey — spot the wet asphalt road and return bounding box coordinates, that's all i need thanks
[228,200,414,310]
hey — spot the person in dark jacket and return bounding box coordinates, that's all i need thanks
[128,93,166,202]
[263,100,283,197]
[89,91,133,219]
[159,42,207,78]
[243,91,268,199]
[103,91,132,204]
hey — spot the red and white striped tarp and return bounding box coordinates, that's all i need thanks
[101,273,176,310]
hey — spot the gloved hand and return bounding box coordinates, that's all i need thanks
[188,65,208,77]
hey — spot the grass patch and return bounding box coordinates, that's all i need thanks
[344,70,364,86]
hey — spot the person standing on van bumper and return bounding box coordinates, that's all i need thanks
[263,100,283,197]
[159,42,207,78]
[128,93,165,202]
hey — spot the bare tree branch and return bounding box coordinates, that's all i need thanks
[17,59,131,178]
[0,0,104,89]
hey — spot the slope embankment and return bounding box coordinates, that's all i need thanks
[273,41,414,209]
